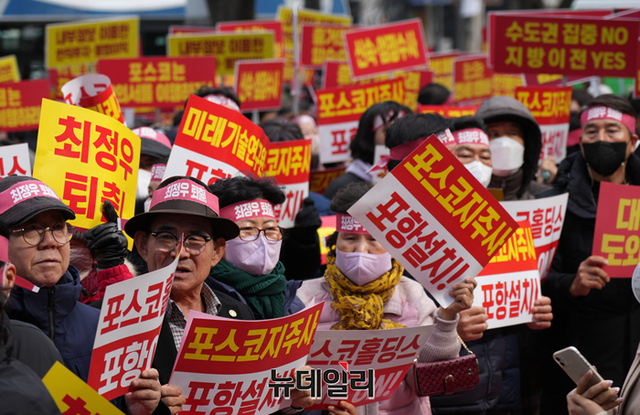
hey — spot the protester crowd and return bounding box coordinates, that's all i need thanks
[4,17,640,415]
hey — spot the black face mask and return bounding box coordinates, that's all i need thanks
[582,141,629,177]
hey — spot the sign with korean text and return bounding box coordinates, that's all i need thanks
[593,182,640,278]
[490,14,638,77]
[501,193,568,281]
[46,16,139,68]
[218,20,285,59]
[62,74,125,124]
[164,95,269,185]
[235,60,284,111]
[418,104,478,118]
[169,304,323,415]
[301,24,349,68]
[318,215,337,265]
[49,64,93,101]
[0,79,49,132]
[428,51,459,91]
[88,246,178,400]
[267,138,312,229]
[349,135,519,306]
[475,221,540,329]
[523,73,594,87]
[322,61,432,111]
[344,19,428,80]
[0,55,20,83]
[317,78,405,164]
[166,32,274,75]
[0,143,31,178]
[33,99,140,230]
[43,362,124,415]
[305,326,434,409]
[493,73,525,98]
[309,166,346,194]
[97,56,216,109]
[453,54,493,103]
[516,85,571,164]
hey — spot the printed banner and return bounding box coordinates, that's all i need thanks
[305,326,434,409]
[43,362,124,415]
[62,73,125,124]
[169,304,323,415]
[164,94,269,185]
[475,221,540,329]
[516,86,571,164]
[344,19,428,80]
[0,79,49,132]
[33,99,140,230]
[0,55,20,83]
[348,135,518,307]
[593,182,640,278]
[235,60,284,111]
[493,73,525,98]
[166,32,274,75]
[97,56,216,108]
[45,16,139,68]
[500,193,569,281]
[418,104,479,118]
[309,166,346,194]
[453,54,493,103]
[301,24,349,68]
[266,138,313,229]
[317,78,405,164]
[88,245,179,400]
[428,51,459,92]
[490,13,638,77]
[218,20,285,59]
[0,143,31,178]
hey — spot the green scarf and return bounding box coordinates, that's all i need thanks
[213,259,287,319]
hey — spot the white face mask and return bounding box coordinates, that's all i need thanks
[225,236,282,276]
[464,160,493,188]
[335,250,392,286]
[137,169,153,200]
[489,137,525,177]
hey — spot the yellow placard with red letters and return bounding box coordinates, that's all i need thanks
[43,361,124,415]
[593,182,640,278]
[33,99,140,230]
[45,16,139,68]
[0,55,20,83]
[166,32,274,75]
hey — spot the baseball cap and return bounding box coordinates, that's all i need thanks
[133,127,172,159]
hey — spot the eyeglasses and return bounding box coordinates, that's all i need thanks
[10,222,74,246]
[150,231,212,255]
[238,226,284,243]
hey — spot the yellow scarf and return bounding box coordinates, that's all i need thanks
[325,252,406,330]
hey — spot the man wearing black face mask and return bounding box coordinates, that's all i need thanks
[538,94,640,414]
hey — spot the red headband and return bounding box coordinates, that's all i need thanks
[151,164,166,182]
[389,130,454,161]
[133,127,172,148]
[372,110,406,132]
[581,105,636,132]
[453,128,489,147]
[0,235,8,264]
[204,94,241,112]
[336,213,368,234]
[150,179,219,214]
[567,128,582,147]
[220,199,276,222]
[0,180,61,215]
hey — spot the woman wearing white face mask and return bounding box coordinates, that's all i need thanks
[297,182,477,415]
[207,176,306,320]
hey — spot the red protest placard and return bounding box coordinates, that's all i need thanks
[493,73,524,98]
[300,24,349,68]
[217,20,285,59]
[97,56,216,108]
[309,166,346,194]
[428,51,459,92]
[234,60,284,111]
[349,135,518,306]
[344,19,428,80]
[593,182,640,278]
[453,54,493,103]
[516,85,571,164]
[164,95,270,184]
[490,13,639,77]
[266,138,312,228]
[418,104,479,118]
[0,79,50,132]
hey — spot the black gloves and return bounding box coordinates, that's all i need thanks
[294,197,322,229]
[84,200,129,270]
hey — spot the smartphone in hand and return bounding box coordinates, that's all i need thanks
[553,346,605,389]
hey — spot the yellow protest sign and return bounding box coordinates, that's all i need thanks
[45,16,139,68]
[43,362,125,415]
[166,32,274,75]
[0,55,20,83]
[33,99,140,230]
[277,6,352,50]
